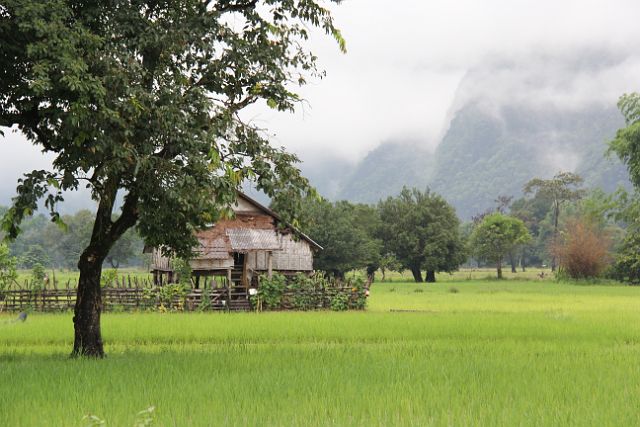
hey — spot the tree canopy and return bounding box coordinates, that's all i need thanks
[609,93,640,188]
[378,187,465,283]
[524,172,584,270]
[0,0,344,357]
[298,198,381,279]
[470,213,531,279]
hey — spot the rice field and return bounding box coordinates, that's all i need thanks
[2,279,640,426]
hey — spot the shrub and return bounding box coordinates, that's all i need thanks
[552,217,611,279]
[346,276,367,310]
[258,273,286,310]
[101,269,119,288]
[330,293,349,311]
[32,263,46,281]
[157,283,189,311]
[0,244,17,291]
[289,272,324,310]
[607,229,640,284]
[173,258,192,286]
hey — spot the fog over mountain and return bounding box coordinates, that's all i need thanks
[306,48,636,218]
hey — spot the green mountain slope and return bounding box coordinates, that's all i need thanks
[306,103,629,219]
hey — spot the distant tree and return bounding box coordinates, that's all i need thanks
[19,244,51,269]
[510,192,559,270]
[351,203,383,282]
[105,228,144,269]
[0,1,343,357]
[552,217,611,279]
[524,172,585,271]
[470,213,531,279]
[300,199,381,279]
[378,188,466,283]
[378,253,402,282]
[471,195,514,225]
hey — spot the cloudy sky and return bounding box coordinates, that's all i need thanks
[2,0,640,205]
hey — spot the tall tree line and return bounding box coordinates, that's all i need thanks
[291,187,467,283]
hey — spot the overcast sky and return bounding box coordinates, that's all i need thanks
[3,0,640,205]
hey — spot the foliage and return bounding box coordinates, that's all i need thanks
[346,276,367,310]
[172,258,193,287]
[258,273,287,310]
[0,243,17,290]
[157,284,189,311]
[609,93,640,188]
[608,230,640,284]
[30,263,46,289]
[298,198,381,278]
[523,172,586,211]
[256,272,366,311]
[606,95,640,284]
[105,229,144,269]
[330,292,349,311]
[470,213,531,279]
[524,172,585,270]
[100,269,118,288]
[379,253,403,281]
[378,187,466,282]
[289,273,323,311]
[552,218,612,279]
[0,0,344,355]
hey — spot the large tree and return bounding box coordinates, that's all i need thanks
[524,172,584,271]
[610,93,640,188]
[0,0,344,357]
[470,213,531,279]
[298,198,381,279]
[608,93,640,283]
[378,187,466,283]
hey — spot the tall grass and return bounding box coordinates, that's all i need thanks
[2,280,640,425]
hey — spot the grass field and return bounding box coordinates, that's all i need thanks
[2,279,640,426]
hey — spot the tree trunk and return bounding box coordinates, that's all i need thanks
[71,184,139,358]
[497,258,503,279]
[551,202,560,272]
[425,270,436,283]
[72,253,105,358]
[410,266,423,283]
[509,253,517,273]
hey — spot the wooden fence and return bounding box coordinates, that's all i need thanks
[0,286,252,312]
[0,283,365,313]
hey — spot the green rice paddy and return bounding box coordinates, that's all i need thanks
[2,278,640,426]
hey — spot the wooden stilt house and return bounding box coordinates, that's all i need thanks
[147,193,321,290]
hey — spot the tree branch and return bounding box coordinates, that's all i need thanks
[214,0,258,13]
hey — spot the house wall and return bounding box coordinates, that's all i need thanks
[189,258,234,270]
[244,235,314,272]
[151,249,172,271]
[150,200,316,273]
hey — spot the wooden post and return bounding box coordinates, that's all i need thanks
[267,251,273,279]
[242,255,248,290]
[226,268,232,312]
